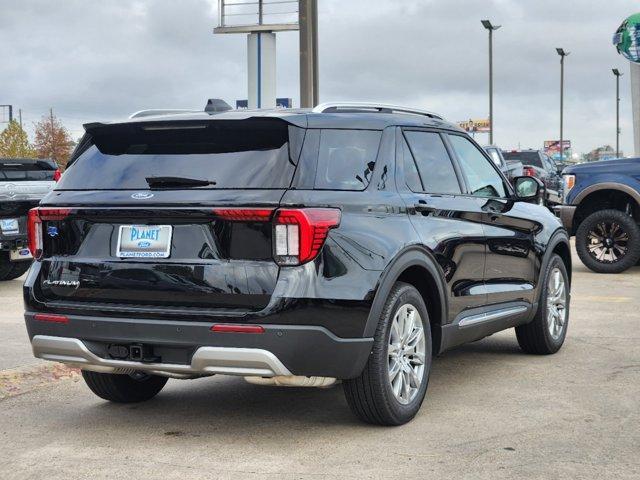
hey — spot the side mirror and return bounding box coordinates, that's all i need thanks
[514,176,545,203]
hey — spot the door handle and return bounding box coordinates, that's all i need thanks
[414,201,436,214]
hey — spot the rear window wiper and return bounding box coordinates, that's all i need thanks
[145,176,217,189]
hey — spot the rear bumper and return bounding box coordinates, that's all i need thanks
[553,205,576,234]
[24,312,373,379]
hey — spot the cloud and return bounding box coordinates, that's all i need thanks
[0,0,636,155]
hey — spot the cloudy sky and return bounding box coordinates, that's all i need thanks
[1,0,637,155]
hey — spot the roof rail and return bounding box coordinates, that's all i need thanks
[129,109,198,119]
[312,102,444,120]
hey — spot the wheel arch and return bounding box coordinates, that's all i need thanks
[541,229,572,288]
[364,246,447,353]
[573,184,640,233]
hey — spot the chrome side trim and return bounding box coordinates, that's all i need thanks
[31,335,292,378]
[458,305,528,329]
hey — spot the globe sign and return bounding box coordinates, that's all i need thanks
[613,13,640,63]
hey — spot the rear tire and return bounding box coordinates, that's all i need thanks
[516,254,569,355]
[343,282,432,426]
[575,209,640,274]
[0,253,31,281]
[81,370,168,403]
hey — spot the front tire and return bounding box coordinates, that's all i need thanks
[343,282,432,426]
[516,254,570,354]
[575,209,640,274]
[82,370,168,403]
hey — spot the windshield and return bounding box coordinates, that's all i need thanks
[57,120,302,190]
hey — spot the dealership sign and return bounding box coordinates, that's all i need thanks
[613,13,640,63]
[458,118,490,133]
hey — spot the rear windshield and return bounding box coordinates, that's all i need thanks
[0,160,57,181]
[57,120,302,190]
[502,151,542,167]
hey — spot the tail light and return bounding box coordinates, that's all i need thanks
[212,207,341,266]
[273,208,341,265]
[523,166,536,177]
[53,169,62,182]
[27,207,72,259]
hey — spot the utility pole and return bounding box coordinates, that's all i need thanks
[482,20,501,145]
[613,68,623,157]
[556,48,569,162]
[18,109,22,129]
[299,0,319,108]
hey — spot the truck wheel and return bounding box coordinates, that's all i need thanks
[0,254,31,281]
[343,282,432,426]
[575,209,640,274]
[516,254,569,355]
[81,370,168,403]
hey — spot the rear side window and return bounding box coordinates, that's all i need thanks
[313,130,381,190]
[403,131,461,194]
[0,160,57,181]
[57,120,301,190]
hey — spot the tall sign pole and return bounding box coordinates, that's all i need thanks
[556,48,569,163]
[481,20,500,145]
[613,13,640,156]
[613,69,623,157]
[299,0,319,108]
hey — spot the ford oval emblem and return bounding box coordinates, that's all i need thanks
[137,241,151,248]
[131,192,154,200]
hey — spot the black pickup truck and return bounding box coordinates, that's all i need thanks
[555,157,640,274]
[0,158,59,280]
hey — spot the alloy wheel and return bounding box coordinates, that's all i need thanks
[546,267,567,340]
[387,304,426,405]
[587,221,629,263]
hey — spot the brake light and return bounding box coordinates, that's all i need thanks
[27,207,72,259]
[273,208,341,265]
[212,208,274,222]
[211,324,265,334]
[53,169,62,182]
[34,313,69,324]
[523,166,536,177]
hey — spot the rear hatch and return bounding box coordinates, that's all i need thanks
[34,118,304,314]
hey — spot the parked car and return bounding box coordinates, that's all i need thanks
[483,145,523,185]
[555,157,640,273]
[23,102,572,426]
[0,158,59,281]
[503,149,563,205]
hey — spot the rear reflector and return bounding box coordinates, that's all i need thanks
[212,208,274,222]
[211,324,265,334]
[34,313,69,324]
[53,169,62,182]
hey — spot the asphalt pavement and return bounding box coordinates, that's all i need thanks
[0,248,638,479]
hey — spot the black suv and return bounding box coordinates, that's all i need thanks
[23,103,571,425]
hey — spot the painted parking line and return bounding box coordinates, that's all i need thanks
[573,296,632,303]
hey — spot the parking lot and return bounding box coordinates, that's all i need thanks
[1,246,638,480]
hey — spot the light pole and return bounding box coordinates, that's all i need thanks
[556,48,569,162]
[613,68,623,157]
[481,20,501,145]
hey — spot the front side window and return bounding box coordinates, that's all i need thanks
[448,135,507,198]
[403,131,461,194]
[314,129,382,190]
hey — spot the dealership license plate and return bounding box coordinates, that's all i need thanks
[116,225,173,258]
[0,218,19,234]
[10,248,32,261]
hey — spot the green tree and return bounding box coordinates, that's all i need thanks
[0,120,37,158]
[34,111,75,170]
